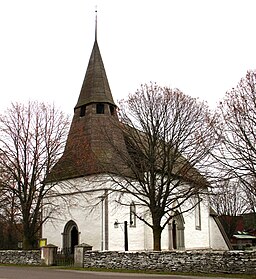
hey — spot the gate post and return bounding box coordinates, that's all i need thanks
[74,243,93,267]
[41,244,58,266]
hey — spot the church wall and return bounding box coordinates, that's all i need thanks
[43,218,65,248]
[43,176,228,252]
[182,200,210,250]
[43,189,103,250]
[159,196,212,251]
[108,205,144,251]
[209,216,229,250]
[43,176,111,250]
[107,191,152,251]
[43,175,150,251]
[161,224,169,250]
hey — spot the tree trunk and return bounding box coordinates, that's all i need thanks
[23,233,38,250]
[23,235,33,250]
[153,226,162,251]
[23,223,37,250]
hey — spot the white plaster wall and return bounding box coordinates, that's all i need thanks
[108,205,146,251]
[43,188,103,250]
[209,216,229,250]
[161,223,169,250]
[43,217,66,248]
[143,220,153,250]
[107,193,131,251]
[43,175,111,249]
[43,175,228,252]
[43,175,148,251]
[159,199,211,250]
[182,201,210,250]
[107,191,152,251]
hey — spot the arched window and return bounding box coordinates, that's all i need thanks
[195,195,201,230]
[130,202,136,227]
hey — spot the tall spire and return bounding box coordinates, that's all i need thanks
[45,13,123,182]
[95,7,97,41]
[74,9,115,109]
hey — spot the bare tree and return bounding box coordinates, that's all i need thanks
[0,168,18,248]
[243,184,256,213]
[106,83,216,251]
[209,178,248,238]
[212,70,256,209]
[0,102,70,249]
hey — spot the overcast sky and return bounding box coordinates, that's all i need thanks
[0,0,255,115]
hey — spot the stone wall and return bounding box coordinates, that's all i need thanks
[0,248,255,274]
[82,250,256,274]
[0,250,41,265]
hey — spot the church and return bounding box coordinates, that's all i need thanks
[42,21,231,253]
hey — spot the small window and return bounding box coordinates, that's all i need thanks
[130,202,136,227]
[109,105,115,116]
[96,103,104,114]
[80,105,86,117]
[195,195,201,230]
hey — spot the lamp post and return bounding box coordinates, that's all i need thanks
[98,193,106,251]
[114,220,128,251]
[101,196,104,251]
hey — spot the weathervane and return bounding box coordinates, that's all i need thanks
[95,5,98,41]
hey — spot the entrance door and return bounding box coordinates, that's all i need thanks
[63,220,79,254]
[168,212,185,250]
[172,220,177,249]
[70,226,78,254]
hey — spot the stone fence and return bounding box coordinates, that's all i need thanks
[0,247,255,275]
[81,250,256,275]
[0,250,41,265]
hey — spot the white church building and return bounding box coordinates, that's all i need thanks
[42,24,231,253]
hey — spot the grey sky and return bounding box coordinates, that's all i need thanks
[0,0,255,115]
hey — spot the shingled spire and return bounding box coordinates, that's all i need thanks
[75,40,115,109]
[46,16,127,182]
[75,11,115,109]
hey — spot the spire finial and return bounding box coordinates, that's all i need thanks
[95,6,98,41]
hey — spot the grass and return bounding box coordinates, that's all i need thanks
[56,266,256,278]
[0,264,255,278]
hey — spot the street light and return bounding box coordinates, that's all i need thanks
[114,220,128,251]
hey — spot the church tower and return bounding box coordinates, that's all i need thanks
[46,15,125,182]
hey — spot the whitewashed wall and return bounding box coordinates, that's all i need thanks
[42,175,229,251]
[209,215,229,250]
[182,200,210,249]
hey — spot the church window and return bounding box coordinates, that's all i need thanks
[130,202,136,227]
[109,105,115,115]
[195,195,201,230]
[96,103,104,114]
[80,105,86,117]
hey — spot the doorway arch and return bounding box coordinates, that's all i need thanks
[62,220,79,254]
[168,212,185,250]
